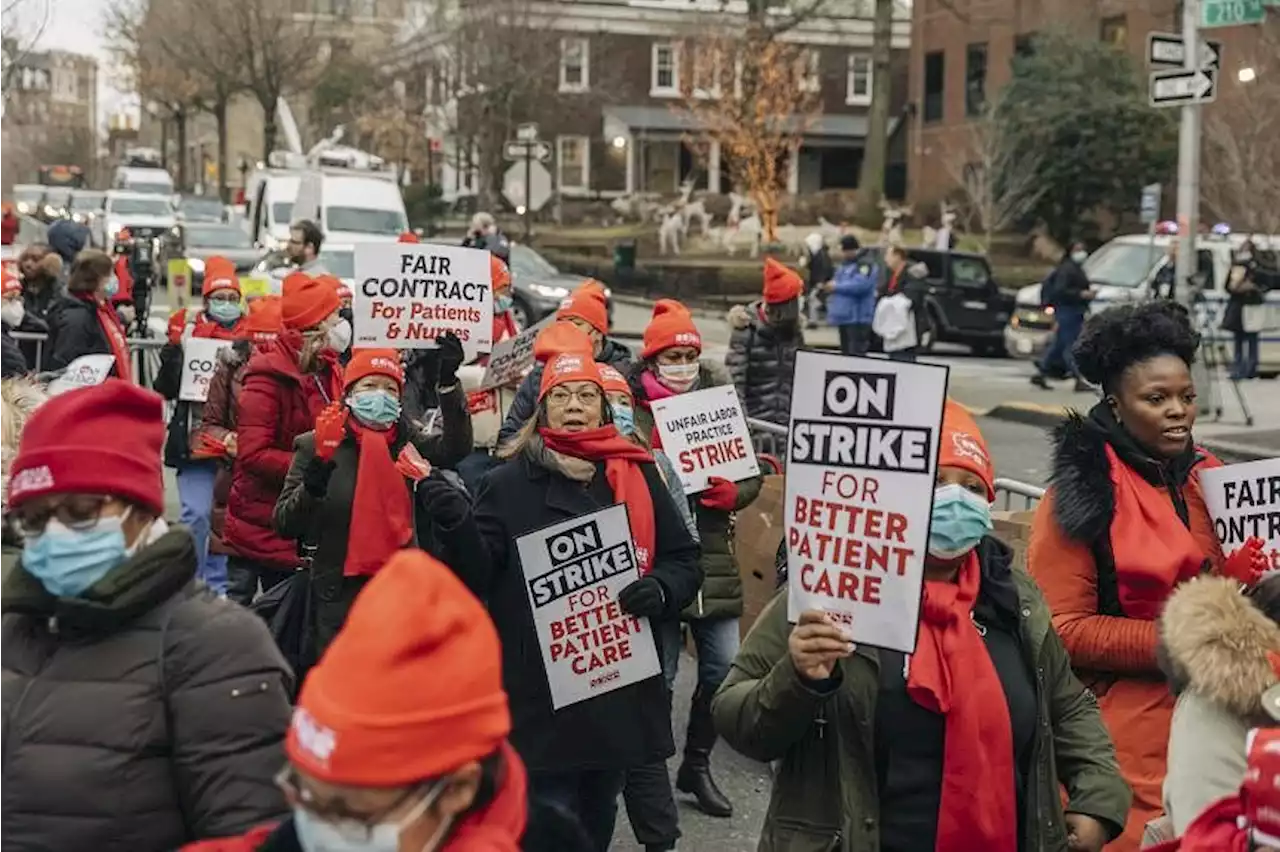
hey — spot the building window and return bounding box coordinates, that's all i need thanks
[923,51,944,123]
[797,49,821,93]
[846,53,872,105]
[557,136,589,192]
[651,42,679,96]
[1100,15,1127,48]
[559,38,589,92]
[965,43,987,117]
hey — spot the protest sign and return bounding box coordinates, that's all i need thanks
[166,258,193,312]
[240,273,276,301]
[651,385,760,494]
[179,337,235,402]
[352,242,494,361]
[48,354,116,396]
[515,503,662,710]
[1200,458,1280,570]
[784,351,949,653]
[481,313,555,389]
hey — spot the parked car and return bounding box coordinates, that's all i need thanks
[11,184,45,218]
[177,194,227,224]
[175,222,265,294]
[69,191,107,241]
[38,187,73,223]
[856,246,1013,355]
[97,190,177,248]
[508,243,613,328]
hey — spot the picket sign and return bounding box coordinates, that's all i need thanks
[650,385,760,494]
[1200,458,1280,562]
[179,337,235,402]
[481,314,556,390]
[514,503,662,710]
[784,351,950,653]
[352,242,494,361]
[48,354,116,396]
[239,274,276,301]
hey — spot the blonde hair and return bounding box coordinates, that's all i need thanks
[1,377,49,511]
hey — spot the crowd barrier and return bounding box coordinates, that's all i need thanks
[10,330,166,388]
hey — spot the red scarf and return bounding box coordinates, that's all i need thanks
[343,422,415,577]
[493,310,519,345]
[191,310,242,341]
[538,425,657,574]
[1106,444,1206,619]
[82,293,132,382]
[906,553,1017,852]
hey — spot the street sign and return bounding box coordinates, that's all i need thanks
[516,123,539,143]
[1150,68,1217,108]
[504,140,551,162]
[1200,0,1265,27]
[502,161,552,213]
[1140,183,1162,225]
[1147,32,1221,68]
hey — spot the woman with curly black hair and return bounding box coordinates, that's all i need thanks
[1025,300,1260,850]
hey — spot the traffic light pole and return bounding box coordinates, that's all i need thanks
[1174,0,1201,306]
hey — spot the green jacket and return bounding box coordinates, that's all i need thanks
[712,538,1130,852]
[631,359,763,621]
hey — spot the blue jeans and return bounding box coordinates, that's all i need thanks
[1232,331,1260,379]
[529,768,628,852]
[660,616,740,692]
[1038,305,1085,378]
[177,461,227,593]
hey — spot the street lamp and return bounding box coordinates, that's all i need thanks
[1238,67,1257,83]
[611,136,627,150]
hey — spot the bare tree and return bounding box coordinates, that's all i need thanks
[223,0,319,157]
[2,0,52,102]
[943,99,1045,253]
[853,0,893,228]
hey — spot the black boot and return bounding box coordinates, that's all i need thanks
[676,686,733,817]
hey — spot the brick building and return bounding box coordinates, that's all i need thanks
[1,46,99,192]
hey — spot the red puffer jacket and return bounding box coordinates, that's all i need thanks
[224,331,341,568]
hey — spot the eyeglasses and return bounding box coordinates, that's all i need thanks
[11,495,112,537]
[546,386,602,407]
[207,293,240,304]
[275,765,422,837]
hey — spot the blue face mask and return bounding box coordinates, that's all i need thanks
[22,512,132,597]
[610,401,635,436]
[927,483,993,560]
[103,276,120,298]
[495,294,514,313]
[293,779,447,852]
[347,389,401,428]
[207,300,243,326]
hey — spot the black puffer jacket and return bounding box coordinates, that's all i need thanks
[496,336,634,445]
[45,293,118,373]
[1,527,294,852]
[725,301,802,426]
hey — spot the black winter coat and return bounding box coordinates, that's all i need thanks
[725,301,802,426]
[45,294,118,373]
[497,337,634,446]
[1045,257,1091,310]
[472,444,702,772]
[1,528,294,852]
[2,322,27,377]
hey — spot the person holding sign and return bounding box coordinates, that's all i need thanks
[273,348,478,658]
[715,400,1129,852]
[627,299,762,819]
[467,327,701,852]
[153,256,246,593]
[1026,301,1250,851]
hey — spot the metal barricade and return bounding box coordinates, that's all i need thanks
[993,477,1045,511]
[746,417,788,469]
[9,330,166,389]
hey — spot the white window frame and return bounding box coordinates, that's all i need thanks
[556,135,590,194]
[846,52,873,105]
[559,37,590,93]
[651,42,680,97]
[797,49,821,94]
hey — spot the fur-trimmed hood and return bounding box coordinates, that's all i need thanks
[727,302,760,332]
[1159,575,1280,718]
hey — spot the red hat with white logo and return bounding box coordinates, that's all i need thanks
[939,398,994,501]
[641,299,701,360]
[200,256,240,297]
[343,348,405,391]
[538,333,602,402]
[598,363,632,401]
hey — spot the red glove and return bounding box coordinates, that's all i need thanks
[395,443,432,482]
[167,309,187,345]
[1223,537,1269,587]
[699,476,738,511]
[314,403,348,462]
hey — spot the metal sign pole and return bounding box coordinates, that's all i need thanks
[1173,0,1201,307]
[523,148,533,242]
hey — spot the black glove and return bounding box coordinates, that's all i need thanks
[436,332,464,386]
[303,456,335,497]
[618,576,667,619]
[417,475,471,529]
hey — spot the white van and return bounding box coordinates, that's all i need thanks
[112,165,175,196]
[245,167,301,250]
[291,171,408,242]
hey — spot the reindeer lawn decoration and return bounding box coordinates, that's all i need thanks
[879,200,912,246]
[720,192,762,258]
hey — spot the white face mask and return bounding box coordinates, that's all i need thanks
[327,318,352,354]
[1070,250,1088,264]
[1,300,24,328]
[294,780,451,852]
[657,361,699,391]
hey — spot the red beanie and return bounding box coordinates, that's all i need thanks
[939,399,994,501]
[491,254,511,290]
[397,231,421,244]
[641,299,701,359]
[8,380,165,516]
[556,279,609,334]
[598,363,632,400]
[281,271,340,330]
[533,320,595,364]
[239,295,282,341]
[343,348,405,391]
[201,256,241,297]
[287,550,510,785]
[763,257,804,304]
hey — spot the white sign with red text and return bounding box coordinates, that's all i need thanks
[515,503,662,710]
[1201,458,1280,570]
[784,351,949,653]
[47,354,115,396]
[352,242,494,361]
[480,313,555,390]
[179,337,234,402]
[650,385,759,494]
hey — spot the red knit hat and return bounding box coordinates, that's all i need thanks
[556,279,609,334]
[397,231,421,244]
[287,549,510,785]
[343,348,405,391]
[8,380,165,516]
[763,257,804,304]
[641,299,701,359]
[239,295,282,341]
[281,271,340,330]
[491,254,511,291]
[939,398,994,501]
[598,363,632,400]
[201,256,240,297]
[533,321,595,364]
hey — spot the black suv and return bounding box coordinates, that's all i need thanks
[856,247,1015,356]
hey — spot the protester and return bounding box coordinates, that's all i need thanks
[286,219,327,274]
[1032,241,1094,391]
[802,232,833,328]
[726,257,804,426]
[45,218,90,275]
[629,298,761,819]
[874,244,929,362]
[274,347,477,658]
[1026,300,1264,850]
[178,549,533,852]
[1161,573,1280,836]
[152,257,246,593]
[198,296,283,589]
[45,248,132,379]
[497,279,633,445]
[825,234,877,356]
[468,329,701,851]
[715,399,1130,852]
[2,266,42,377]
[17,243,62,326]
[1223,239,1264,380]
[1151,242,1178,301]
[224,272,346,604]
[2,380,293,851]
[1,202,18,245]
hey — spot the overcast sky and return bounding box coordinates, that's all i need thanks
[32,0,133,126]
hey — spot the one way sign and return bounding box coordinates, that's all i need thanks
[1148,32,1221,69]
[1149,68,1217,107]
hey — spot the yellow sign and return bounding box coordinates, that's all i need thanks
[240,274,274,302]
[167,258,193,312]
